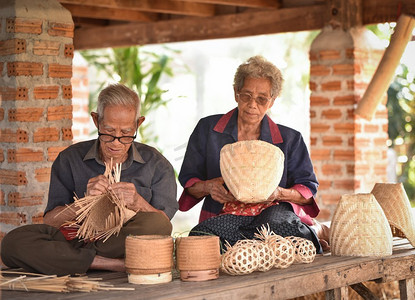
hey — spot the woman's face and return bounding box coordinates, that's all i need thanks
[235,77,275,126]
[92,105,140,164]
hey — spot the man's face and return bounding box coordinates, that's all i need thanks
[93,105,138,164]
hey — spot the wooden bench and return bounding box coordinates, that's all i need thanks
[2,238,415,299]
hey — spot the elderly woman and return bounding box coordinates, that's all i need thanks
[178,56,326,253]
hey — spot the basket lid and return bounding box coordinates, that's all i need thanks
[371,183,415,247]
[220,140,284,203]
[330,193,393,257]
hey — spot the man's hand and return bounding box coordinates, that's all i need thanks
[86,175,110,196]
[109,182,143,212]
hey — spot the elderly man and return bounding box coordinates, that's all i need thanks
[1,83,178,275]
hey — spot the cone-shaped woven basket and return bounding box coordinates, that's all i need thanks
[176,236,221,281]
[330,193,393,257]
[371,183,415,247]
[125,235,173,284]
[220,140,284,203]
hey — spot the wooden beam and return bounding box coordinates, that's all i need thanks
[356,14,415,120]
[176,0,281,9]
[399,278,415,300]
[350,283,379,300]
[74,4,326,49]
[362,0,415,24]
[327,0,363,29]
[62,4,158,23]
[58,0,216,17]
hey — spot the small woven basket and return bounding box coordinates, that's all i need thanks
[125,235,173,284]
[175,236,221,281]
[371,183,415,247]
[220,140,284,203]
[221,240,259,275]
[285,236,316,264]
[330,193,393,257]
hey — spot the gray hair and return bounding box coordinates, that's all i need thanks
[96,83,141,122]
[233,56,284,98]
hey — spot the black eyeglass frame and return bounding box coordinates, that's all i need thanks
[98,132,137,144]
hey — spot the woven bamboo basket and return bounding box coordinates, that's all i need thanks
[175,236,221,281]
[330,193,393,257]
[125,235,173,284]
[221,240,259,275]
[371,183,415,247]
[220,140,284,203]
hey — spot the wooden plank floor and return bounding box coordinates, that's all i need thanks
[2,238,415,300]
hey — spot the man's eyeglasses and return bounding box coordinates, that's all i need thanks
[237,93,272,106]
[98,132,136,144]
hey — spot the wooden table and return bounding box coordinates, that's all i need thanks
[2,238,415,300]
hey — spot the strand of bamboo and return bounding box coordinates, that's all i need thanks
[0,271,135,293]
[355,14,415,120]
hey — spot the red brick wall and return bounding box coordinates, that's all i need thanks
[310,28,388,221]
[0,0,74,238]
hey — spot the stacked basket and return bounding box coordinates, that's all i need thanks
[175,236,221,281]
[125,235,174,284]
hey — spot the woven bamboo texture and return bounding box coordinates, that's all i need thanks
[221,226,313,275]
[62,161,135,242]
[371,182,415,247]
[220,140,284,203]
[176,236,221,271]
[125,235,173,276]
[285,236,316,263]
[330,193,393,257]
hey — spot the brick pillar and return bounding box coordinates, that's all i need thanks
[309,26,389,221]
[0,0,74,237]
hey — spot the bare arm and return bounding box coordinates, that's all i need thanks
[43,203,77,228]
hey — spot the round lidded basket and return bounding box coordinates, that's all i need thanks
[220,140,284,203]
[371,182,415,247]
[176,236,221,281]
[125,235,173,284]
[330,193,393,257]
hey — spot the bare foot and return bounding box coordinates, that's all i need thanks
[89,255,126,272]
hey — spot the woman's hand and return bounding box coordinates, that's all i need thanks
[86,175,110,196]
[203,177,235,204]
[267,186,312,205]
[185,177,235,204]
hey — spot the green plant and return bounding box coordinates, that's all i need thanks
[80,46,181,145]
[387,64,415,202]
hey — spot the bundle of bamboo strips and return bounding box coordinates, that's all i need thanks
[0,270,134,293]
[63,159,135,242]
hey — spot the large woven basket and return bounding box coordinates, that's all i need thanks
[371,183,415,247]
[176,236,221,281]
[125,235,173,284]
[220,140,284,203]
[330,193,393,257]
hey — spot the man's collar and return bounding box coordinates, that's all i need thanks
[83,139,145,168]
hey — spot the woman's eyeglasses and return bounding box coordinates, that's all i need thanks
[98,132,136,144]
[237,93,272,106]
